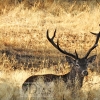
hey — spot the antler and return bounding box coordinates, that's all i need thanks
[47,29,77,59]
[84,32,100,58]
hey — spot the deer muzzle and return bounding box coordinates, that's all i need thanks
[82,70,88,76]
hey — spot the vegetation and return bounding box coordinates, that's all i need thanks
[0,0,100,100]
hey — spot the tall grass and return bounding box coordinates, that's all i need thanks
[0,0,100,100]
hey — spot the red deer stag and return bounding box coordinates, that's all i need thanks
[22,30,100,95]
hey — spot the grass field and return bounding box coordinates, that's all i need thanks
[0,0,100,100]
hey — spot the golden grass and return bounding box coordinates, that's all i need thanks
[0,0,100,100]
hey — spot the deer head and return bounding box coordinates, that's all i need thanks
[47,30,100,77]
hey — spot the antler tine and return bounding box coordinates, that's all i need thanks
[90,32,97,35]
[47,30,76,59]
[90,32,100,44]
[47,29,58,49]
[75,50,78,59]
[84,32,100,58]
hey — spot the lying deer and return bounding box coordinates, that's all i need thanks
[22,30,100,97]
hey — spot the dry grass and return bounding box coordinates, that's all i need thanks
[0,0,100,100]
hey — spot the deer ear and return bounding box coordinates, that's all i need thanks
[87,55,96,63]
[66,56,75,65]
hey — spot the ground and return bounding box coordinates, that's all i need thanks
[0,0,100,100]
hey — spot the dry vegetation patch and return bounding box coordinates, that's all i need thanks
[0,0,100,100]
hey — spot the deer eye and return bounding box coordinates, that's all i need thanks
[76,64,80,68]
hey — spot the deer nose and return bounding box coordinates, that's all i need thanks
[82,70,88,76]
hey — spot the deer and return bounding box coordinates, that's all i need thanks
[22,30,100,97]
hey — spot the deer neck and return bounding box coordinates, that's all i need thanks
[71,68,84,87]
[62,68,84,87]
